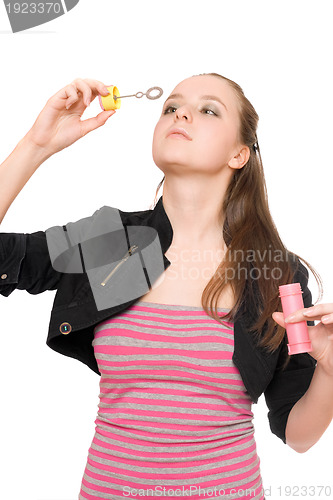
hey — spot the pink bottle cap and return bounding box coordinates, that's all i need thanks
[279,282,302,298]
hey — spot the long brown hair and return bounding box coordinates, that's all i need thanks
[151,72,323,367]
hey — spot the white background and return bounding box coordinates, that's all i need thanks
[0,1,332,499]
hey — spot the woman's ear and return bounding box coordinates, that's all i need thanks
[228,145,250,170]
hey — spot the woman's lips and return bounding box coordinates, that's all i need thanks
[168,133,190,139]
[166,127,192,140]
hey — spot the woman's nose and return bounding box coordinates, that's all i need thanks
[175,106,191,121]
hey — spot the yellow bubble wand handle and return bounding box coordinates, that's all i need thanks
[98,85,121,111]
[99,86,163,111]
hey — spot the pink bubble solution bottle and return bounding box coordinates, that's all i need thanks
[279,283,313,355]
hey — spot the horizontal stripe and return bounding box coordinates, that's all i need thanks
[79,301,264,499]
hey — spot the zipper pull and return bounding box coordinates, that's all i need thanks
[101,244,139,286]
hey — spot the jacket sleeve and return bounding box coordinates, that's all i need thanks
[0,207,102,296]
[263,259,317,444]
[0,231,63,296]
[0,205,121,297]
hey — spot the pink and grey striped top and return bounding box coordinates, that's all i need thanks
[78,301,265,500]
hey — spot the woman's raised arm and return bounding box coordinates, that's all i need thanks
[0,78,115,224]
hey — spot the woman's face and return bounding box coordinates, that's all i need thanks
[152,75,245,176]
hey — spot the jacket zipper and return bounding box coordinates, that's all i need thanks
[100,244,139,286]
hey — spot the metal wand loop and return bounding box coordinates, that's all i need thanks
[114,86,163,101]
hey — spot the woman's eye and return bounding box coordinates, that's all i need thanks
[202,108,217,116]
[163,106,176,114]
[162,105,218,116]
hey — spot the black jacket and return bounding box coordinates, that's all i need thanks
[0,195,316,444]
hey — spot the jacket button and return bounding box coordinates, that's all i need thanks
[60,322,72,335]
[1,274,7,279]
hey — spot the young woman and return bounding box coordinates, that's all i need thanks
[1,74,333,500]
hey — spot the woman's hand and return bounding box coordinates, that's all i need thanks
[272,304,333,375]
[25,78,115,156]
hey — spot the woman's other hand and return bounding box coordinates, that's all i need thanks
[273,304,333,375]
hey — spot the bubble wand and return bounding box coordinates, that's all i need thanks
[99,86,163,111]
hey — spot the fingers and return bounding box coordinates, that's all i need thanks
[78,78,110,97]
[272,311,286,328]
[71,78,110,106]
[56,78,110,110]
[80,109,116,137]
[59,83,80,109]
[283,308,309,323]
[285,303,333,323]
[321,313,333,325]
[303,303,333,318]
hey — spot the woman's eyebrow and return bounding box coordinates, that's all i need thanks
[164,93,228,111]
